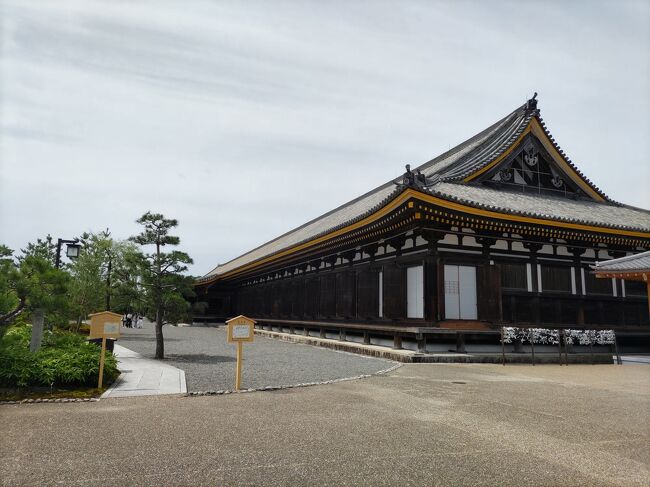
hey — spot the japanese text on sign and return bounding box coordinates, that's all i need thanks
[232,324,251,339]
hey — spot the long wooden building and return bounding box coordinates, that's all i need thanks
[195,96,650,341]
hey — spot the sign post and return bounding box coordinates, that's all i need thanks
[226,315,256,390]
[89,311,122,388]
[98,322,120,388]
[98,335,107,389]
[235,341,243,391]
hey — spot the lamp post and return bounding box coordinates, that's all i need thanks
[55,238,81,268]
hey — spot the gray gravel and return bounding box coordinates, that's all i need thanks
[116,321,393,392]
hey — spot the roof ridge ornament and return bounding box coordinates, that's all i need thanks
[396,164,438,190]
[526,92,538,112]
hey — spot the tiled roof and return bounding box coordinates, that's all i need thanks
[203,184,399,278]
[423,104,534,181]
[426,182,650,233]
[201,99,650,281]
[593,251,650,272]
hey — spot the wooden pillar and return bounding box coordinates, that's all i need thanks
[530,340,535,366]
[425,255,437,323]
[456,333,466,353]
[417,333,426,353]
[393,334,403,350]
[613,331,622,365]
[437,256,445,321]
[422,229,445,322]
[569,245,587,325]
[524,241,543,325]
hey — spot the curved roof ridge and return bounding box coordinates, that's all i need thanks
[415,103,528,176]
[617,202,650,213]
[439,111,531,181]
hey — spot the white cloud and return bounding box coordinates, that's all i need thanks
[1,0,648,273]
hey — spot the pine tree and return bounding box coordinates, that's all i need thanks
[130,212,193,359]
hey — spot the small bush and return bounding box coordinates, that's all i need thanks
[0,324,118,388]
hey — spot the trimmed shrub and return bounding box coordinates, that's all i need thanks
[0,324,118,388]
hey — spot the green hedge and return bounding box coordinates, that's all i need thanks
[0,325,119,388]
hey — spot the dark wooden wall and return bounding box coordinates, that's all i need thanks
[207,250,648,328]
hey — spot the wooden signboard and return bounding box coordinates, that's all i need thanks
[89,311,122,388]
[225,315,256,390]
[227,315,255,343]
[88,311,122,339]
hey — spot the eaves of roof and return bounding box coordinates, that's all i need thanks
[424,183,650,234]
[593,251,650,272]
[197,185,650,286]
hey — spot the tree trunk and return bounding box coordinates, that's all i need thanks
[106,256,112,310]
[75,315,83,333]
[30,309,45,353]
[155,305,164,359]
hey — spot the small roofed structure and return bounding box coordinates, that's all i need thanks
[593,251,650,312]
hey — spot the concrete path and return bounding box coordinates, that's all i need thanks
[620,355,650,364]
[101,345,186,398]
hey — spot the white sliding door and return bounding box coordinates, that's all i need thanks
[378,271,383,318]
[406,265,424,318]
[458,266,477,319]
[444,265,477,320]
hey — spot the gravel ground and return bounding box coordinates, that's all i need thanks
[116,321,393,392]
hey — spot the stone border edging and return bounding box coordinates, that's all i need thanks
[255,329,618,364]
[186,362,402,397]
[1,397,101,405]
[254,328,418,362]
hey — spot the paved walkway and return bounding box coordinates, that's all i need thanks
[4,364,649,486]
[101,345,186,398]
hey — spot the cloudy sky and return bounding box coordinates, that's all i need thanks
[1,0,648,275]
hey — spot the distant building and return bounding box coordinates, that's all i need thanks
[195,95,650,340]
[593,251,650,314]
